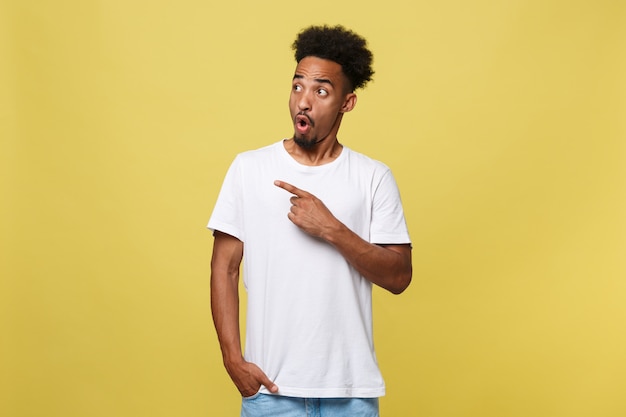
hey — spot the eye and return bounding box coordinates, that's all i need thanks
[317,88,328,96]
[293,84,302,92]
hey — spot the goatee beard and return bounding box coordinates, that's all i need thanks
[293,135,320,150]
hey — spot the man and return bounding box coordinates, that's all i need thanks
[208,25,412,417]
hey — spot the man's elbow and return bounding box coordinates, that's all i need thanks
[388,268,412,295]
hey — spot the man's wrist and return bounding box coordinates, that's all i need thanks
[224,353,246,368]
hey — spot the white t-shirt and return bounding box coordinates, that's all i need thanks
[208,140,410,398]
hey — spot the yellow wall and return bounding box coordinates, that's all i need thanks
[2,1,625,416]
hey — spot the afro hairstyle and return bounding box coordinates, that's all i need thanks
[292,25,374,91]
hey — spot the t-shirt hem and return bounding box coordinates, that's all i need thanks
[259,386,385,398]
[370,233,411,245]
[206,221,243,242]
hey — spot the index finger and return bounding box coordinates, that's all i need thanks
[274,180,308,197]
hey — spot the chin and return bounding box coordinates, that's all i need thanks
[293,136,318,150]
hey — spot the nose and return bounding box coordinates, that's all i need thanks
[297,91,311,112]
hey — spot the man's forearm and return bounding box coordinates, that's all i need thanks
[210,232,245,365]
[323,222,412,294]
[211,270,243,364]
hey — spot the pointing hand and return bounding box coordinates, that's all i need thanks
[274,180,339,239]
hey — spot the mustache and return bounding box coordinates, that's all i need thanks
[296,111,315,126]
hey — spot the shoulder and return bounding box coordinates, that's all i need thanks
[226,141,282,169]
[237,141,282,159]
[343,146,391,175]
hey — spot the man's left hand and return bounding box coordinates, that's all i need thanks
[274,180,339,239]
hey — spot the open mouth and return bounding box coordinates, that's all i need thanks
[295,114,312,134]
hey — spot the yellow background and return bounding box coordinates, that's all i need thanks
[2,1,625,416]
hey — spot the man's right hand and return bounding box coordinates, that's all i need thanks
[225,358,279,397]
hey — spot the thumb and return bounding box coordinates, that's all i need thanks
[258,372,278,393]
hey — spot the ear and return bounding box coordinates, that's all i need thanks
[340,93,357,113]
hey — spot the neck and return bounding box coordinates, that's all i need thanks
[284,138,343,166]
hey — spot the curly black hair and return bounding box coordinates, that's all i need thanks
[292,25,374,91]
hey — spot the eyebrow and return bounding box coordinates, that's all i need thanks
[293,74,334,86]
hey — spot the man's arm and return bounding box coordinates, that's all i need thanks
[274,180,412,294]
[210,231,278,396]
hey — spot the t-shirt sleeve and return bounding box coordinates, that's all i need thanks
[207,156,244,241]
[370,169,411,245]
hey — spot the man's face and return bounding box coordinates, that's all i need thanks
[289,56,355,149]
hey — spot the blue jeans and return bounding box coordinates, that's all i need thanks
[240,393,379,417]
